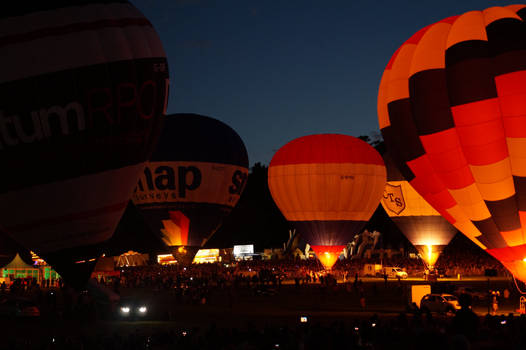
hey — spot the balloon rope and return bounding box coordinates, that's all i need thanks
[513,275,526,295]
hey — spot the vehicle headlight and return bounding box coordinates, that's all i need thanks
[120,306,130,314]
[138,306,147,313]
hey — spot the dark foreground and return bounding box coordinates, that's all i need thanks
[1,277,525,349]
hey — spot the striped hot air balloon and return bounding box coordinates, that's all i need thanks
[378,5,526,282]
[0,0,169,288]
[268,134,386,270]
[381,153,457,268]
[133,114,249,256]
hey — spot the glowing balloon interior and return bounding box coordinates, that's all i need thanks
[378,5,526,282]
[268,134,386,270]
[381,153,457,268]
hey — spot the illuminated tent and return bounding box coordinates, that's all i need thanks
[1,253,38,280]
[133,114,249,253]
[378,5,526,282]
[381,153,457,267]
[268,134,386,269]
[0,1,169,289]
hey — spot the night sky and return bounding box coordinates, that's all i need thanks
[132,0,508,166]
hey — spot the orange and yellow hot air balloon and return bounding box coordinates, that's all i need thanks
[378,5,526,282]
[268,134,386,269]
[381,153,457,268]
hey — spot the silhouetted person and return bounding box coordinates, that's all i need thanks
[451,293,479,341]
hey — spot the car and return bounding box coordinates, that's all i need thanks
[116,297,149,320]
[420,293,461,314]
[0,296,40,318]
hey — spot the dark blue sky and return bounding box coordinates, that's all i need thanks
[132,0,506,166]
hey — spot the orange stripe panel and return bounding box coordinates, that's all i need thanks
[378,69,391,129]
[501,228,525,247]
[482,6,521,27]
[446,11,486,49]
[408,22,449,76]
[386,44,416,103]
[506,4,526,13]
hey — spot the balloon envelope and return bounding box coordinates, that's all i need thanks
[381,153,457,267]
[268,134,386,269]
[133,113,249,250]
[378,5,526,282]
[0,1,169,288]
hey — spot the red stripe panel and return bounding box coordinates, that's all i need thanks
[426,189,458,212]
[437,208,456,224]
[502,111,526,138]
[408,155,455,194]
[270,134,384,166]
[420,130,473,189]
[455,119,505,147]
[420,129,461,153]
[496,70,526,138]
[6,201,128,232]
[495,70,526,96]
[0,18,153,49]
[437,166,475,190]
[451,98,501,127]
[487,243,526,263]
[409,176,456,212]
[459,138,509,166]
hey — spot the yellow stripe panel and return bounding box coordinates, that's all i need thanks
[381,180,440,217]
[409,22,449,76]
[378,69,391,129]
[476,177,515,201]
[445,205,487,249]
[385,44,416,104]
[482,6,521,27]
[507,138,526,176]
[268,163,386,222]
[501,228,525,247]
[470,158,515,201]
[446,11,487,50]
[448,183,491,221]
[470,158,511,183]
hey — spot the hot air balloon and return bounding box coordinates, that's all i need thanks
[381,152,457,268]
[378,5,526,282]
[268,134,386,270]
[0,1,169,288]
[132,114,249,260]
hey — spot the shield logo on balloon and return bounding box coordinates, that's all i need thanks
[382,183,405,215]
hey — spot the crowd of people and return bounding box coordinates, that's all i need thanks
[2,310,526,349]
[0,244,520,350]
